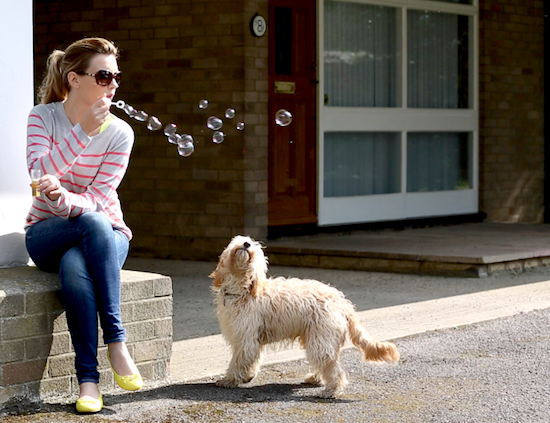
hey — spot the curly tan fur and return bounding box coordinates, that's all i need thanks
[210,235,400,398]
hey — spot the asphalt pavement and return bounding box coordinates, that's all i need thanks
[1,260,550,422]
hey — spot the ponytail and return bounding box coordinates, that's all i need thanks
[37,38,119,105]
[38,50,66,104]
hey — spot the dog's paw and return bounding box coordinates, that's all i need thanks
[318,388,339,399]
[304,373,322,386]
[215,378,240,388]
[242,375,255,384]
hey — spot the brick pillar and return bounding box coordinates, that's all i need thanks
[479,0,545,222]
[0,267,172,405]
[243,0,269,238]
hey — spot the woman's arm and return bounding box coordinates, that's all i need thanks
[61,138,132,218]
[26,105,92,178]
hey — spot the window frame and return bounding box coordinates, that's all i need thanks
[318,0,479,225]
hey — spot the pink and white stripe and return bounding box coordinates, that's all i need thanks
[24,102,134,240]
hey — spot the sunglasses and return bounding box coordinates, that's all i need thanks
[78,69,122,86]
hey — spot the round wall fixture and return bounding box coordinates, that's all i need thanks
[250,13,267,37]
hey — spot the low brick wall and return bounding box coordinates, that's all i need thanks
[0,266,172,407]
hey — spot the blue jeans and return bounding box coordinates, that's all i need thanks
[25,212,129,384]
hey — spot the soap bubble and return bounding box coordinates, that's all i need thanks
[224,108,236,119]
[178,134,194,146]
[123,104,137,117]
[207,116,223,131]
[177,141,195,157]
[212,131,225,144]
[133,110,149,122]
[275,109,292,127]
[146,116,162,131]
[167,134,181,145]
[113,98,229,158]
[236,122,245,131]
[164,123,178,137]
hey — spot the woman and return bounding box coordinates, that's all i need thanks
[25,38,142,413]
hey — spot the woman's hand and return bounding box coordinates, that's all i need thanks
[37,174,63,201]
[80,94,112,136]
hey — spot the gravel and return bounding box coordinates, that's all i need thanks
[2,307,549,423]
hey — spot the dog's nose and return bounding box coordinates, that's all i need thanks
[243,242,250,249]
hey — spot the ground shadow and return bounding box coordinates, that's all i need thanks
[1,381,354,419]
[106,382,356,406]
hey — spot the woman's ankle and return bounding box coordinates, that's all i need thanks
[108,342,138,376]
[79,382,100,399]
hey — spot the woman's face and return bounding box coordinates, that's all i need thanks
[71,54,120,105]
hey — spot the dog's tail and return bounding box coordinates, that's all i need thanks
[348,314,400,363]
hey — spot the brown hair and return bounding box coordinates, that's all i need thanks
[38,38,119,104]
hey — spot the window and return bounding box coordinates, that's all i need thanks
[319,0,478,225]
[407,132,472,192]
[324,132,400,197]
[408,10,469,108]
[324,3,397,107]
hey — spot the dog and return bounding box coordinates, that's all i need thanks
[209,235,400,398]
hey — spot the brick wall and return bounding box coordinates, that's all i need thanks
[479,0,545,222]
[0,267,172,406]
[32,0,546,243]
[33,0,269,261]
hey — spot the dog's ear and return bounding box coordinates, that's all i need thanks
[211,241,233,288]
[209,267,223,288]
[209,269,218,284]
[249,274,264,297]
[247,241,268,296]
[209,260,227,288]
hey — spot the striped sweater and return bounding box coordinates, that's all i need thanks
[25,101,134,240]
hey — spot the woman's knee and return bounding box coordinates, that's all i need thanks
[74,212,112,235]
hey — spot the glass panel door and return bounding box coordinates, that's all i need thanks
[319,0,478,225]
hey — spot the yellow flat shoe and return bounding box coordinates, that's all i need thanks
[76,393,103,413]
[108,351,143,391]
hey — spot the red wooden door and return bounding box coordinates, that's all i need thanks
[268,0,317,226]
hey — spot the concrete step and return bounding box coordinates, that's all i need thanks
[266,223,550,277]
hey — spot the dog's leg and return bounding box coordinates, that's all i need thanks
[216,342,263,388]
[306,340,348,398]
[246,355,262,383]
[316,358,347,398]
[299,336,322,386]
